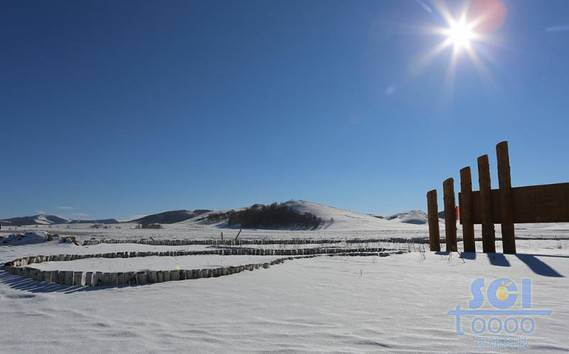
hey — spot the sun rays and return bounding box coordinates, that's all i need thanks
[442,16,477,50]
[411,0,506,97]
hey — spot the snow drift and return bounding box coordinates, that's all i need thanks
[1,232,48,246]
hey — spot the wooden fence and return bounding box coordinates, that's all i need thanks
[427,141,569,254]
[4,247,405,288]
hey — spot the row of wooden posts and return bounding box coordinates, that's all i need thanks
[4,248,404,287]
[3,247,400,263]
[5,258,279,287]
[427,141,517,254]
[81,238,412,246]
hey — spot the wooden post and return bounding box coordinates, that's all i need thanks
[64,271,74,286]
[496,141,516,254]
[102,273,112,286]
[443,178,457,252]
[477,155,496,253]
[148,271,157,283]
[460,167,476,252]
[73,272,83,286]
[426,189,441,251]
[56,271,64,284]
[84,272,93,287]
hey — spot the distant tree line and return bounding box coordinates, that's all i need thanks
[206,203,322,230]
[136,223,162,229]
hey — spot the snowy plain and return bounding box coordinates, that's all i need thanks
[1,201,568,353]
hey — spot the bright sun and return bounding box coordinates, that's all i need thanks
[412,1,504,98]
[444,18,476,50]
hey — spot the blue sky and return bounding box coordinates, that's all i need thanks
[1,0,569,220]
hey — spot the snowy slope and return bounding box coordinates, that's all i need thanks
[0,214,68,226]
[172,200,424,231]
[386,210,428,224]
[129,210,210,224]
[282,200,422,231]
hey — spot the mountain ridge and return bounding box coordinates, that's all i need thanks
[0,215,119,226]
[0,202,432,228]
[129,209,211,225]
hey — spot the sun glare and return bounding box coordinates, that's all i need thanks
[412,0,504,98]
[444,18,476,50]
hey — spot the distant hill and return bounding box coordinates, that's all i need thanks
[0,210,209,226]
[386,210,428,225]
[68,219,119,224]
[370,214,385,219]
[0,202,431,231]
[201,202,323,230]
[0,214,68,226]
[130,209,210,225]
[189,200,423,231]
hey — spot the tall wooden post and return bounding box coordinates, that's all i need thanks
[443,178,457,252]
[460,167,475,252]
[496,141,516,254]
[477,155,496,253]
[427,189,440,251]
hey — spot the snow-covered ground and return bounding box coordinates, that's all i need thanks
[1,203,568,353]
[1,239,567,353]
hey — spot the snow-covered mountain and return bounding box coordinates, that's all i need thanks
[182,200,425,231]
[0,214,69,226]
[129,210,210,224]
[0,202,429,231]
[386,210,428,225]
[0,215,119,226]
[284,201,426,230]
[68,219,120,224]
